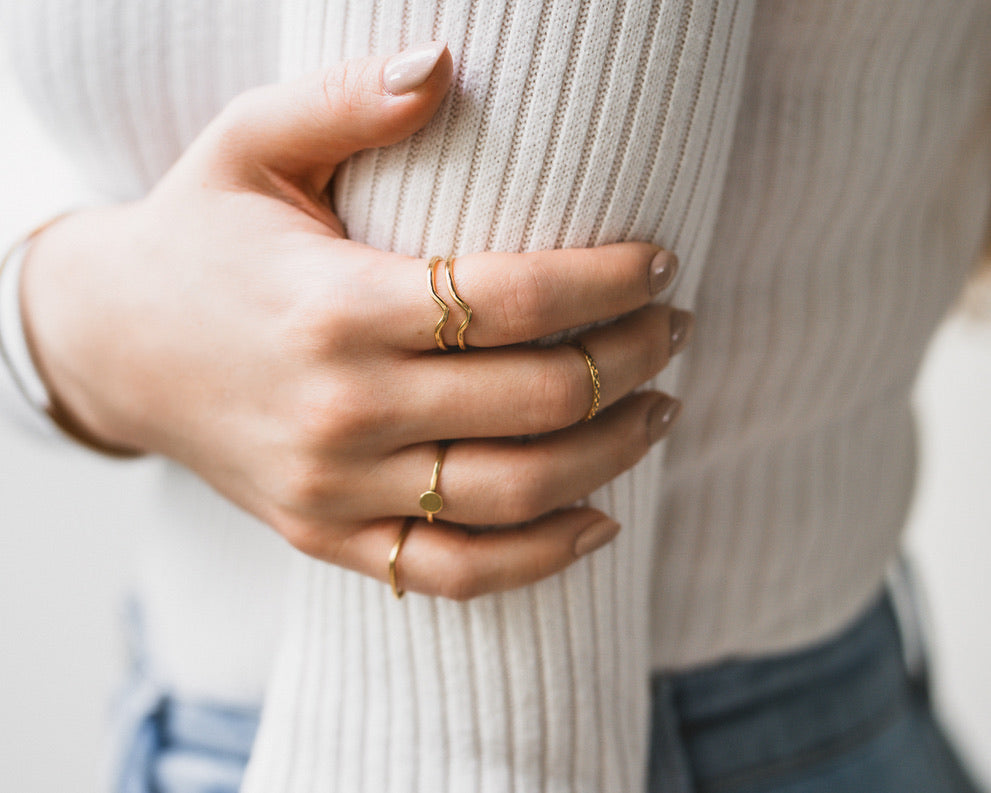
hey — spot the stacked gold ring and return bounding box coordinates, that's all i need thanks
[427,256,450,350]
[428,254,473,351]
[444,256,473,350]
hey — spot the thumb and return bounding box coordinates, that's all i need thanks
[213,41,452,184]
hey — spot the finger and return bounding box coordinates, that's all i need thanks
[402,303,692,441]
[355,391,681,526]
[209,42,453,185]
[336,508,623,600]
[346,240,679,351]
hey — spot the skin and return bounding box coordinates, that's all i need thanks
[18,44,692,600]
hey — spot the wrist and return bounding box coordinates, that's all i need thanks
[17,211,144,458]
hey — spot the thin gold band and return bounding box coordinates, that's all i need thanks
[389,518,415,599]
[418,443,448,522]
[428,256,449,351]
[444,256,473,350]
[568,341,601,422]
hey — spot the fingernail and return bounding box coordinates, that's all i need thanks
[573,518,621,557]
[382,41,447,95]
[669,309,695,356]
[647,396,682,442]
[649,250,679,294]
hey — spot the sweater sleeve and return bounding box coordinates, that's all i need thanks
[0,55,91,445]
[241,2,755,791]
[0,234,61,437]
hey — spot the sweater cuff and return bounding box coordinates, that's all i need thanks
[0,234,59,437]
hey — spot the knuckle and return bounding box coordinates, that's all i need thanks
[294,380,386,450]
[524,352,588,431]
[281,281,359,358]
[276,454,335,514]
[280,254,388,358]
[494,457,553,524]
[281,519,327,559]
[292,302,354,358]
[322,59,380,119]
[437,555,484,602]
[286,528,323,559]
[496,263,547,343]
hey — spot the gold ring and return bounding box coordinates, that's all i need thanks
[419,443,448,522]
[428,256,449,351]
[568,341,601,421]
[389,518,415,599]
[444,256,473,350]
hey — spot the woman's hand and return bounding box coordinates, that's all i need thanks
[19,42,691,599]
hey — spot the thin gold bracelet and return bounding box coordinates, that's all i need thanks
[0,214,142,459]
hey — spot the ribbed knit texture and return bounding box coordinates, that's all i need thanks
[3,1,991,791]
[244,1,991,791]
[651,0,991,668]
[243,2,753,791]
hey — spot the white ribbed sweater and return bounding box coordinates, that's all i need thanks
[3,1,991,791]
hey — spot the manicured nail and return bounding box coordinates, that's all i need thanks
[647,396,682,442]
[669,309,695,356]
[382,41,447,95]
[649,250,679,294]
[573,518,621,558]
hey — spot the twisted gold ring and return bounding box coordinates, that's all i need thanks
[568,341,601,422]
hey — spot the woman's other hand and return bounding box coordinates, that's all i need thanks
[19,42,692,599]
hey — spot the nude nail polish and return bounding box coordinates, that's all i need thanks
[647,396,682,443]
[573,518,621,558]
[382,41,447,95]
[649,250,679,294]
[669,309,695,356]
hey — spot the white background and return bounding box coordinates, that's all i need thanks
[2,53,990,793]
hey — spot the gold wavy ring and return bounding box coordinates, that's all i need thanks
[444,256,473,350]
[568,341,601,422]
[428,255,449,351]
[388,518,415,599]
[419,443,448,522]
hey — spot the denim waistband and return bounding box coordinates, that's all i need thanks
[646,588,963,793]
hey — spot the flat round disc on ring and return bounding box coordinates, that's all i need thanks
[419,490,443,514]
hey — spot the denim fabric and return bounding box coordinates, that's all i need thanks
[111,597,259,793]
[114,593,982,793]
[113,695,258,793]
[647,593,982,793]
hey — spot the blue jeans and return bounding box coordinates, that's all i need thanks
[647,594,981,793]
[114,593,982,793]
